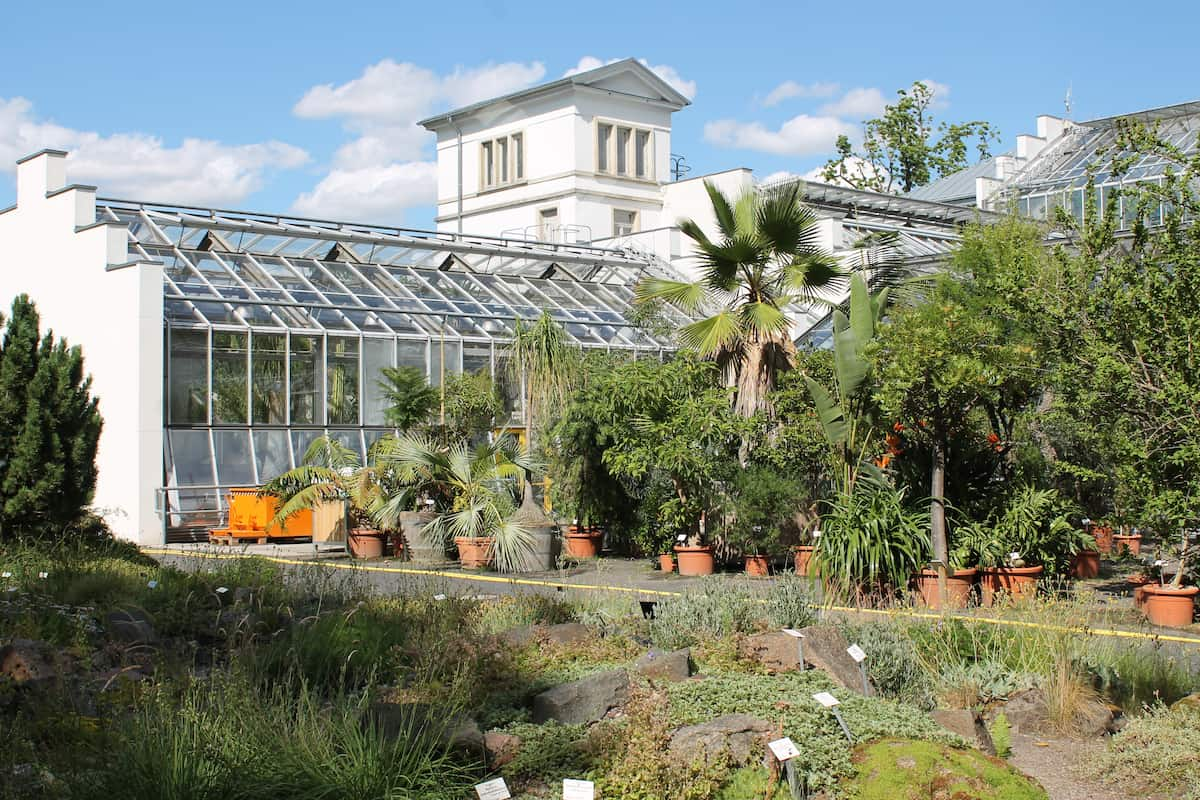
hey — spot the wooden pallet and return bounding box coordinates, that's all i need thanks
[209,530,269,546]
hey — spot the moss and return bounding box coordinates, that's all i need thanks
[845,738,1046,800]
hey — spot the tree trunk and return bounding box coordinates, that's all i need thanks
[930,436,948,607]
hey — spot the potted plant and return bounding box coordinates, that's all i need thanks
[563,521,604,558]
[724,466,799,578]
[1142,533,1198,628]
[1112,525,1143,556]
[1090,520,1114,554]
[973,487,1078,606]
[261,436,392,559]
[912,525,982,610]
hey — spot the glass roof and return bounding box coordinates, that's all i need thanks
[98,200,696,349]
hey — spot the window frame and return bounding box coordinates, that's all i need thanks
[595,119,654,181]
[479,131,526,192]
[612,209,639,238]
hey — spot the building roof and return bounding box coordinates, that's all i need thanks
[760,174,999,227]
[905,155,1004,205]
[98,198,694,350]
[418,58,691,130]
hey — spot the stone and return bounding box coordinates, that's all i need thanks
[365,702,483,756]
[1073,699,1115,738]
[798,625,875,694]
[1171,692,1200,711]
[667,714,773,766]
[931,708,996,755]
[738,632,802,672]
[104,607,157,645]
[500,622,592,648]
[1000,688,1048,734]
[635,648,691,682]
[484,731,522,768]
[0,639,57,684]
[532,668,630,725]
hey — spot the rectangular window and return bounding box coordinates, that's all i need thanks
[635,130,650,178]
[361,337,394,426]
[616,127,630,175]
[326,336,360,425]
[613,209,638,237]
[168,328,208,424]
[597,124,612,172]
[596,121,652,179]
[480,132,524,190]
[211,331,248,424]
[251,333,286,424]
[289,335,322,425]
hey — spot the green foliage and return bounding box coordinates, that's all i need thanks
[378,366,438,431]
[845,738,1045,800]
[438,368,503,443]
[761,355,834,504]
[1096,704,1200,800]
[822,81,998,193]
[0,295,102,538]
[635,180,841,419]
[990,712,1012,758]
[963,485,1084,573]
[261,435,382,528]
[499,721,591,785]
[815,480,930,591]
[722,465,803,555]
[648,577,759,650]
[764,572,819,630]
[838,620,936,710]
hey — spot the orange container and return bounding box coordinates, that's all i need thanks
[226,488,313,538]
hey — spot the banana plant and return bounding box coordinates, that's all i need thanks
[804,273,889,495]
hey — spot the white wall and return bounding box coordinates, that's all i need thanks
[660,168,756,279]
[0,151,163,545]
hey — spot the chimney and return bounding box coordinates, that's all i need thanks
[15,149,69,208]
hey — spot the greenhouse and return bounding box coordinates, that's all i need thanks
[93,199,693,539]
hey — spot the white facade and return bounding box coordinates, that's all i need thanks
[0,151,163,545]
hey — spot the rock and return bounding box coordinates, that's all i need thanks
[797,625,874,694]
[667,714,773,766]
[931,708,996,755]
[484,731,522,768]
[1073,699,1115,738]
[1000,688,1048,734]
[532,669,630,725]
[500,625,539,648]
[635,648,691,682]
[365,702,483,756]
[0,639,57,684]
[104,607,157,645]
[501,622,592,648]
[1171,692,1200,711]
[738,632,802,672]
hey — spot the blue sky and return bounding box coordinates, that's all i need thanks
[2,0,1196,228]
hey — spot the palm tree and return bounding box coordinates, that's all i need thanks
[261,436,391,530]
[382,433,538,572]
[634,181,842,420]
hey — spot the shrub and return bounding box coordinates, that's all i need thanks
[648,578,759,650]
[990,712,1012,758]
[815,481,929,593]
[838,621,936,710]
[764,572,818,630]
[1096,703,1200,800]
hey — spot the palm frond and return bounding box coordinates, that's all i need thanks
[739,301,792,338]
[634,278,707,312]
[677,312,744,355]
[702,180,739,240]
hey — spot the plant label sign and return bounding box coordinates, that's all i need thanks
[782,629,805,638]
[475,778,511,800]
[562,779,595,800]
[768,737,800,762]
[812,691,840,708]
[846,644,866,663]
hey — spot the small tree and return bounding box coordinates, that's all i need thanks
[377,366,439,431]
[0,295,102,538]
[822,81,997,194]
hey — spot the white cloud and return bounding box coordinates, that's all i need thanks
[703,115,857,157]
[292,162,438,224]
[762,80,839,107]
[919,78,951,109]
[564,56,696,100]
[819,87,888,118]
[0,97,308,206]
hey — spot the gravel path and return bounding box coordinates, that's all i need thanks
[1008,733,1129,800]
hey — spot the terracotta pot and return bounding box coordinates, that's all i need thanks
[674,544,715,576]
[979,565,1044,607]
[1092,526,1114,554]
[455,536,494,569]
[793,545,815,577]
[1128,573,1154,609]
[347,528,385,560]
[913,568,978,610]
[564,530,602,558]
[1111,534,1142,556]
[658,553,676,573]
[1070,550,1101,579]
[744,555,770,577]
[1142,584,1198,628]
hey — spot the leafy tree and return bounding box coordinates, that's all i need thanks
[0,295,102,538]
[822,81,997,193]
[634,181,841,422]
[378,366,439,431]
[439,369,503,443]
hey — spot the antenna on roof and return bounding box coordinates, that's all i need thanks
[1064,83,1073,118]
[670,154,691,182]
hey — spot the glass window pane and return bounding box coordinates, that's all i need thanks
[511,133,523,179]
[397,338,428,378]
[430,338,461,386]
[616,127,630,175]
[212,331,248,423]
[463,341,490,377]
[168,328,208,424]
[362,337,394,426]
[253,429,292,484]
[499,137,509,183]
[327,336,360,425]
[635,130,650,177]
[291,429,322,464]
[252,333,287,424]
[330,430,364,463]
[213,429,255,486]
[167,429,215,487]
[290,335,323,425]
[597,124,611,172]
[482,141,494,187]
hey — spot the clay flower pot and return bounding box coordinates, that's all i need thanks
[1142,584,1198,628]
[1070,550,1101,579]
[674,544,715,576]
[658,553,676,573]
[455,536,495,570]
[1128,573,1154,609]
[913,568,978,610]
[1092,526,1114,554]
[1111,534,1142,556]
[980,565,1044,607]
[347,528,386,560]
[744,555,770,577]
[564,525,603,558]
[793,545,815,577]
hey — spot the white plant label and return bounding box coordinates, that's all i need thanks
[562,778,595,800]
[474,778,511,800]
[768,737,800,761]
[782,628,805,638]
[1009,551,1021,561]
[433,594,448,601]
[847,644,867,663]
[812,691,840,708]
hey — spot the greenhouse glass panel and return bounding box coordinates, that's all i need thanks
[291,429,322,464]
[362,337,394,426]
[397,338,428,378]
[213,430,255,486]
[168,329,209,424]
[330,429,364,462]
[212,331,249,424]
[167,429,215,487]
[463,342,491,377]
[290,335,323,425]
[430,338,461,385]
[327,336,360,425]
[253,429,292,484]
[252,333,287,424]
